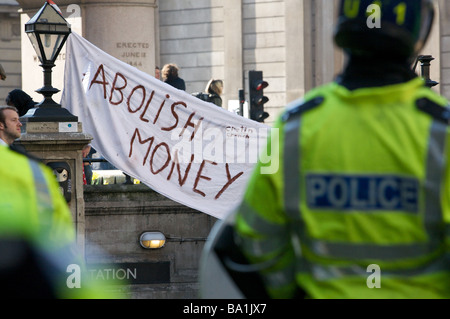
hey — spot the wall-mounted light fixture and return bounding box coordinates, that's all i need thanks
[139,232,166,249]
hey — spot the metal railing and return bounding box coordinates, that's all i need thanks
[83,158,135,185]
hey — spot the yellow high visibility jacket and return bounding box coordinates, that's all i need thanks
[0,144,75,249]
[234,77,450,298]
[0,144,124,299]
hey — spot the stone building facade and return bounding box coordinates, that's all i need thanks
[0,0,449,299]
[1,0,448,124]
[0,0,21,103]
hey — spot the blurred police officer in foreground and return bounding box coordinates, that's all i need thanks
[200,0,449,299]
[0,105,119,298]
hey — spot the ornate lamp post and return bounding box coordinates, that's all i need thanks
[23,1,77,122]
[18,2,92,257]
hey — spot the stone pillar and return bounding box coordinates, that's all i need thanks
[285,0,311,102]
[18,0,158,102]
[439,0,450,100]
[81,0,157,75]
[313,0,343,87]
[223,0,243,108]
[419,0,441,94]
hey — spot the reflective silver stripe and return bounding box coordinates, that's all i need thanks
[263,262,297,289]
[240,234,290,258]
[239,201,286,237]
[282,96,323,218]
[282,109,311,275]
[423,120,447,246]
[29,160,53,230]
[238,201,290,257]
[283,114,447,261]
[283,118,302,219]
[307,240,438,261]
[309,252,450,281]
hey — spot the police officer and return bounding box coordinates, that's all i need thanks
[0,116,119,298]
[200,0,449,299]
[0,107,74,248]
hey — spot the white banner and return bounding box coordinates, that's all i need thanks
[61,32,270,219]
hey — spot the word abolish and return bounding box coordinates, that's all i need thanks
[88,64,201,136]
[306,174,419,212]
[87,64,248,200]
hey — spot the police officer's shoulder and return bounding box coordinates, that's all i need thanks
[9,142,43,163]
[282,96,325,122]
[416,98,450,125]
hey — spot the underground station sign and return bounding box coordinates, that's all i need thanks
[87,262,170,285]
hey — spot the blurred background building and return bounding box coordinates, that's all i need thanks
[0,0,21,101]
[1,0,449,122]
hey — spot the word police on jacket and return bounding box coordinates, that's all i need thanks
[306,174,419,212]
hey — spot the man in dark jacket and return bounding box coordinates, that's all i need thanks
[162,63,186,91]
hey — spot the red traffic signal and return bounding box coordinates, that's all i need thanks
[255,80,268,91]
[248,71,269,123]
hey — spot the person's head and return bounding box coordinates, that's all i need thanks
[205,79,223,96]
[334,0,435,61]
[161,63,180,81]
[5,89,37,117]
[0,106,22,145]
[0,63,6,81]
[155,66,161,80]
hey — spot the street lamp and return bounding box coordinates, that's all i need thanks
[23,1,77,122]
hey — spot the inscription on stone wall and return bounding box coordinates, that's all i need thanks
[116,42,150,68]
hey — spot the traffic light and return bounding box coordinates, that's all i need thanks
[248,70,269,122]
[239,89,245,116]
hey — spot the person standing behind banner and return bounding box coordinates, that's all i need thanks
[6,89,38,117]
[205,79,223,107]
[162,63,186,91]
[82,144,96,185]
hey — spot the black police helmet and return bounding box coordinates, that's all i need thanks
[334,0,435,59]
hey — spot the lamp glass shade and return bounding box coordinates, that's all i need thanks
[26,32,44,62]
[25,2,71,63]
[26,2,69,26]
[40,33,66,61]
